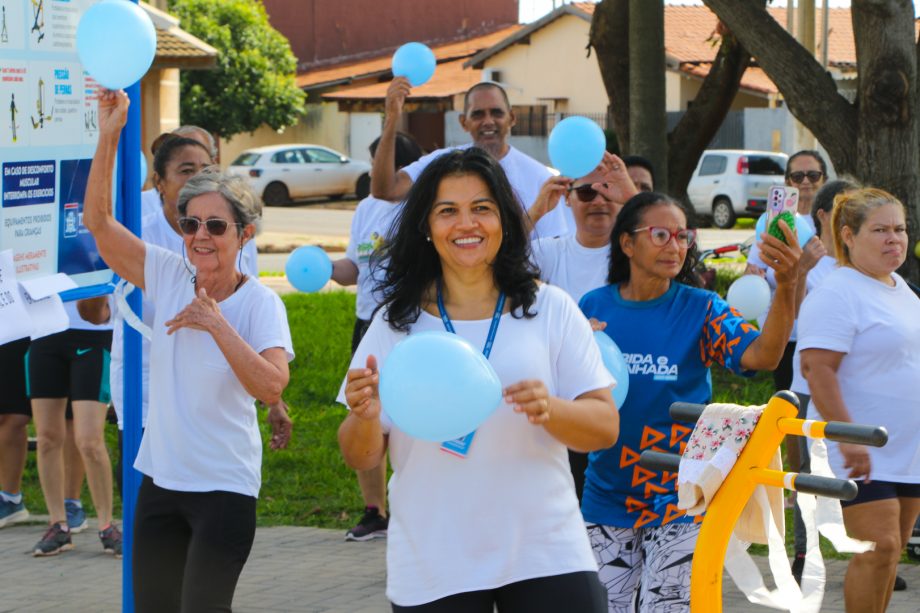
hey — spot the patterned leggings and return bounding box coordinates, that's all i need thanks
[586,522,700,613]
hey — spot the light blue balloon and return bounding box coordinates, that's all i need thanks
[285,246,332,293]
[392,42,436,87]
[795,215,815,247]
[593,331,630,408]
[548,116,606,179]
[755,213,767,237]
[379,331,502,441]
[77,0,157,90]
[140,151,147,184]
[755,213,814,247]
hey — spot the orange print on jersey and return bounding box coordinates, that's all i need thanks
[632,465,658,487]
[625,496,648,513]
[640,426,666,450]
[662,504,686,524]
[620,445,641,468]
[634,509,661,529]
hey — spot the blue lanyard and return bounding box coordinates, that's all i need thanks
[436,280,505,359]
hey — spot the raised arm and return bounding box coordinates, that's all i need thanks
[739,222,801,371]
[82,90,147,289]
[370,78,414,201]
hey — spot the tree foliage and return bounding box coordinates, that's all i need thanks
[168,0,305,139]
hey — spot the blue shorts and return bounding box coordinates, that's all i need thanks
[841,480,920,508]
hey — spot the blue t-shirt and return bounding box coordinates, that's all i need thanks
[578,282,760,529]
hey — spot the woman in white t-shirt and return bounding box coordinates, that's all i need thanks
[799,187,920,613]
[339,147,618,611]
[83,90,293,612]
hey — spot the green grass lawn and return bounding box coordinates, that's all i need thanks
[17,287,915,562]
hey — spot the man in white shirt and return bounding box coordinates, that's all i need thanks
[528,153,637,502]
[371,79,570,238]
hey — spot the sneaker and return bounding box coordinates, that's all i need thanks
[65,500,88,533]
[33,523,73,557]
[345,506,388,542]
[0,498,29,528]
[790,552,805,586]
[894,574,907,591]
[99,524,122,558]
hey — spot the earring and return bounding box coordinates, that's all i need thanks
[425,236,431,242]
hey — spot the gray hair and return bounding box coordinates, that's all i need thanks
[173,125,218,160]
[177,167,262,235]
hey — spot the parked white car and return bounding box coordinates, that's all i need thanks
[686,150,788,228]
[228,144,372,205]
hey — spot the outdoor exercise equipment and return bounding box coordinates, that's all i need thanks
[379,331,502,442]
[639,391,887,613]
[547,115,606,179]
[77,0,156,90]
[593,330,629,408]
[392,42,436,87]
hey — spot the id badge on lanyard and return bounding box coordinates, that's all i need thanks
[436,281,505,459]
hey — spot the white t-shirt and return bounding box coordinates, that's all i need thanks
[337,284,613,606]
[140,188,161,220]
[790,255,837,395]
[748,214,816,341]
[134,244,293,497]
[798,267,920,483]
[344,196,400,320]
[531,234,610,302]
[402,144,569,239]
[110,209,260,428]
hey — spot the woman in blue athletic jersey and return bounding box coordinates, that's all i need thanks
[579,192,801,612]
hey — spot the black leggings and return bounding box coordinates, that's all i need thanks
[391,571,607,613]
[133,476,256,613]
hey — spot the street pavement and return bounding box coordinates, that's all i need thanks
[1,521,918,612]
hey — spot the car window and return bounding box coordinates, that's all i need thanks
[305,148,343,164]
[747,156,786,176]
[271,149,306,164]
[698,155,727,176]
[231,153,260,166]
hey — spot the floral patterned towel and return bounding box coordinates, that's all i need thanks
[677,402,783,544]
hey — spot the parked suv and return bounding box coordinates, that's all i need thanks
[686,150,788,228]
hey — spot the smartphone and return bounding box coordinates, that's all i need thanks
[765,186,799,244]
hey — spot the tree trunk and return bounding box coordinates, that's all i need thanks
[701,0,858,176]
[704,0,919,282]
[667,25,753,206]
[852,0,920,281]
[589,0,630,153]
[628,0,668,192]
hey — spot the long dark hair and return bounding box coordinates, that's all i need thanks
[607,191,701,287]
[376,147,539,332]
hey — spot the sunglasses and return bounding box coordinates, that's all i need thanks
[632,226,697,248]
[787,170,824,184]
[177,217,241,236]
[568,183,609,203]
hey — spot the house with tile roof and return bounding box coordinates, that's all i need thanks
[460,2,867,160]
[218,1,520,169]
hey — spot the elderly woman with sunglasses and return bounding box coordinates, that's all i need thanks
[578,192,800,612]
[83,90,293,612]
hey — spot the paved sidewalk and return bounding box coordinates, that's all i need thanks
[1,523,918,612]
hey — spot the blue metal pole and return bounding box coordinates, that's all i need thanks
[120,76,143,613]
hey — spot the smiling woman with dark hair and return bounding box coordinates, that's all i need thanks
[338,147,618,612]
[579,191,801,611]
